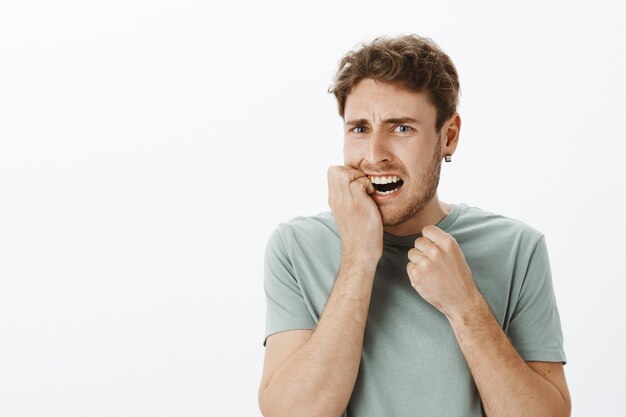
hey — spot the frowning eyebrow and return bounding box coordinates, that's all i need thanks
[345,117,421,126]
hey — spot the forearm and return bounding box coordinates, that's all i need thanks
[261,257,376,417]
[448,294,569,417]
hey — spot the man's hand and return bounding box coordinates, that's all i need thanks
[406,225,481,319]
[327,165,383,265]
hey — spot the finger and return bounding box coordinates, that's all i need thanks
[413,237,438,257]
[407,247,426,263]
[331,166,374,204]
[328,165,367,191]
[340,167,368,188]
[421,225,452,246]
[328,166,361,204]
[327,165,345,190]
[354,175,375,195]
[349,176,375,201]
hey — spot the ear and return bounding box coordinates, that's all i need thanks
[441,112,461,157]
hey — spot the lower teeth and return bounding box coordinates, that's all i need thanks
[375,187,400,195]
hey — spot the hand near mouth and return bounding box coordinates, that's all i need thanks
[327,165,383,266]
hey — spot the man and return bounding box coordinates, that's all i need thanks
[258,35,571,417]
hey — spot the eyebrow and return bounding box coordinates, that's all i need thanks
[345,117,421,126]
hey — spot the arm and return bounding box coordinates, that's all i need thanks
[259,257,377,417]
[407,226,570,417]
[259,165,383,417]
[448,294,571,417]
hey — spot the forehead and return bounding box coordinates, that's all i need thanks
[344,78,436,123]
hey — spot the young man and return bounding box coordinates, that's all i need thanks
[258,35,571,417]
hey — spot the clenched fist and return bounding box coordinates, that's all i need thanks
[327,165,383,266]
[407,225,482,320]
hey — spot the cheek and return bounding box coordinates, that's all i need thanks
[405,145,433,164]
[396,149,429,179]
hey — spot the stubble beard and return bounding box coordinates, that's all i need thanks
[378,139,442,228]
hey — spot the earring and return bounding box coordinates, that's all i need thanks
[445,154,452,163]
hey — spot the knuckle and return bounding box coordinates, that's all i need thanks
[349,180,363,190]
[328,165,341,176]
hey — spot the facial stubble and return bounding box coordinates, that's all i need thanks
[377,138,443,227]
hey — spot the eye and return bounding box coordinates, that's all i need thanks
[394,125,412,133]
[350,126,367,134]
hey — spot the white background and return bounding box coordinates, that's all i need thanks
[1,0,624,416]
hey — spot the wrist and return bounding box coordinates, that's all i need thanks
[446,289,491,327]
[340,253,379,273]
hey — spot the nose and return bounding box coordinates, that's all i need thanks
[365,130,392,164]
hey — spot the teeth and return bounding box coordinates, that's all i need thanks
[369,175,401,184]
[375,187,401,196]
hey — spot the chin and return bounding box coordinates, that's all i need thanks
[379,205,415,228]
[378,191,434,228]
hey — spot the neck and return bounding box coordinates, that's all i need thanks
[383,194,452,236]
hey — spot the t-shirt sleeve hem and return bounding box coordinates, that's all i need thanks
[263,323,317,347]
[517,348,568,365]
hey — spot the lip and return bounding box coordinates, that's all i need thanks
[365,172,403,178]
[371,181,404,201]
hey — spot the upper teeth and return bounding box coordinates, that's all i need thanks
[369,175,401,184]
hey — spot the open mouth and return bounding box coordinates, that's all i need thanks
[370,176,404,196]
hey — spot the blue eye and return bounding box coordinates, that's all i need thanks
[394,125,412,133]
[351,126,366,134]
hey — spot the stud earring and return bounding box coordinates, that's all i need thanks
[445,155,452,163]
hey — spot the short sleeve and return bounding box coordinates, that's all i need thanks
[262,226,316,347]
[507,236,567,364]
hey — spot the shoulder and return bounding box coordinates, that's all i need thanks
[266,211,340,253]
[454,203,545,252]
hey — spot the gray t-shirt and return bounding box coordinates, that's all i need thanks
[262,203,566,416]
